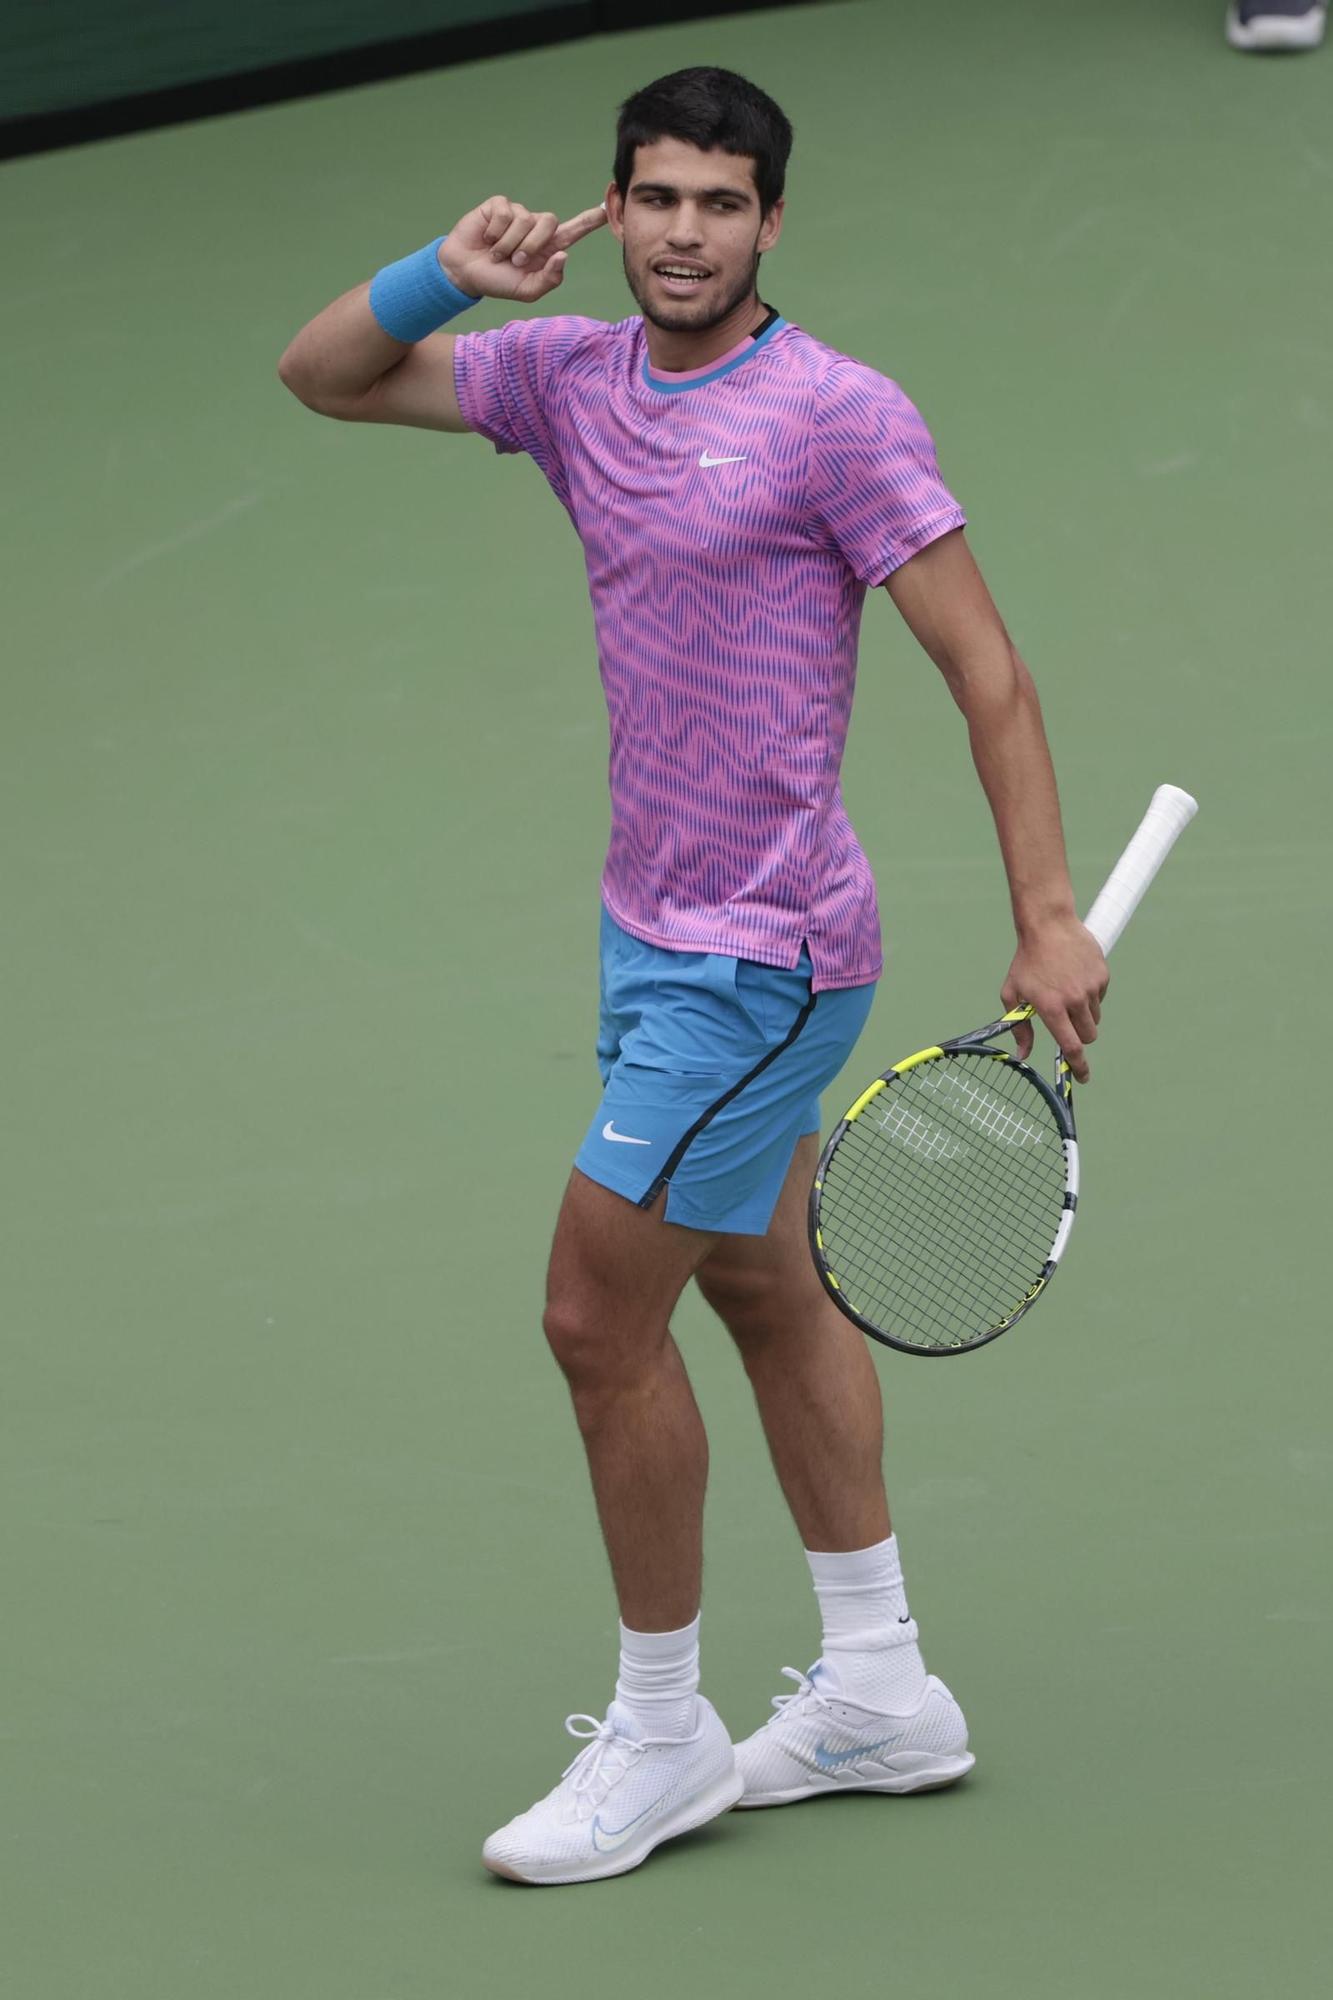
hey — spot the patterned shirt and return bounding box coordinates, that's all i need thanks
[452,310,965,991]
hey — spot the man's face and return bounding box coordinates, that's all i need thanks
[606,136,784,334]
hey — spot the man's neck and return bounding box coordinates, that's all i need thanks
[641,293,770,374]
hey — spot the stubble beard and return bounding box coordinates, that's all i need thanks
[624,241,763,333]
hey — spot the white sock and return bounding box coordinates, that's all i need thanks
[613,1615,701,1739]
[805,1534,929,1710]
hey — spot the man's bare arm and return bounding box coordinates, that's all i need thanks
[276,197,606,429]
[885,527,1108,1080]
[278,285,468,430]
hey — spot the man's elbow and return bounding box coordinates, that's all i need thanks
[276,363,357,421]
[941,639,1033,718]
[1006,646,1038,703]
[277,358,320,410]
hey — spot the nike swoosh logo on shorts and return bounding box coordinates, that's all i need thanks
[699,452,748,467]
[603,1121,652,1145]
[813,1734,902,1771]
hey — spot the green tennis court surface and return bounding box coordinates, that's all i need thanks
[3,2,1330,1993]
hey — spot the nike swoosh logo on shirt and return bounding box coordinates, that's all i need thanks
[699,452,748,467]
[603,1121,652,1145]
[812,1735,903,1771]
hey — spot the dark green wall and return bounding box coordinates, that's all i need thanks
[3,2,576,119]
[2,2,558,121]
[2,0,802,155]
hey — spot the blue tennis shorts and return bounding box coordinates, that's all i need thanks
[574,904,878,1235]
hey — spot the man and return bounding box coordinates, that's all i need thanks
[278,66,1107,1886]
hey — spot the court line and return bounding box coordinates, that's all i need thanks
[91,489,264,591]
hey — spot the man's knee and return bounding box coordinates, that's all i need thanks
[541,1295,602,1385]
[541,1292,666,1398]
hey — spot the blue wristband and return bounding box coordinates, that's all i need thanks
[368,235,481,342]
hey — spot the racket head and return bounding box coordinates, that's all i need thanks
[809,1025,1079,1356]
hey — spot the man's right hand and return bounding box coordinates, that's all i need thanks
[439,196,609,304]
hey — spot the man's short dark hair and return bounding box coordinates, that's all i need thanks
[614,67,794,216]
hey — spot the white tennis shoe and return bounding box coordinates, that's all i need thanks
[482,1697,742,1884]
[733,1664,975,1807]
[1226,2,1327,48]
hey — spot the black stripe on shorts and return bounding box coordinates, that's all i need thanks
[636,985,819,1210]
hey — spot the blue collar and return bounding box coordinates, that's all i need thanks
[641,314,787,394]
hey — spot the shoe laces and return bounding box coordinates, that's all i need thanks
[764,1665,829,1728]
[558,1712,660,1818]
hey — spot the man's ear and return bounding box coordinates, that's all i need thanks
[758,198,785,254]
[603,182,624,241]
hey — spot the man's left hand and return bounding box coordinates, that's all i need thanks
[1001,919,1109,1083]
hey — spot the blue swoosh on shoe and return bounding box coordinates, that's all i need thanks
[813,1734,902,1771]
[590,1796,668,1853]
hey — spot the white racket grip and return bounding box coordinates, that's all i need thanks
[1081,784,1199,956]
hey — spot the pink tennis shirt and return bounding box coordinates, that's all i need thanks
[452,310,965,992]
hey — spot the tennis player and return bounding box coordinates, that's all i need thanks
[278,66,1108,1885]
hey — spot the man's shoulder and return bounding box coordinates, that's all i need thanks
[519,311,636,368]
[773,320,888,389]
[776,323,924,431]
[537,311,636,341]
[457,311,632,372]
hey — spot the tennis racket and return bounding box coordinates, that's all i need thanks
[809,784,1198,1355]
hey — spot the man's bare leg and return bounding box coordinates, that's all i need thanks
[542,1167,719,1630]
[482,1172,741,1881]
[692,1134,974,1804]
[694,1133,891,1551]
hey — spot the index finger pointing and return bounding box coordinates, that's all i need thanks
[553,203,610,250]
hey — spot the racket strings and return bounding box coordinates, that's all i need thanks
[824,1146,1058,1350]
[825,1080,1065,1346]
[825,1150,1058,1344]
[840,1114,1061,1286]
[825,1152,1056,1346]
[828,1103,1064,1327]
[832,1144,1056,1313]
[817,1053,1070,1351]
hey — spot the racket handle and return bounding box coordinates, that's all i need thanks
[1082,783,1198,956]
